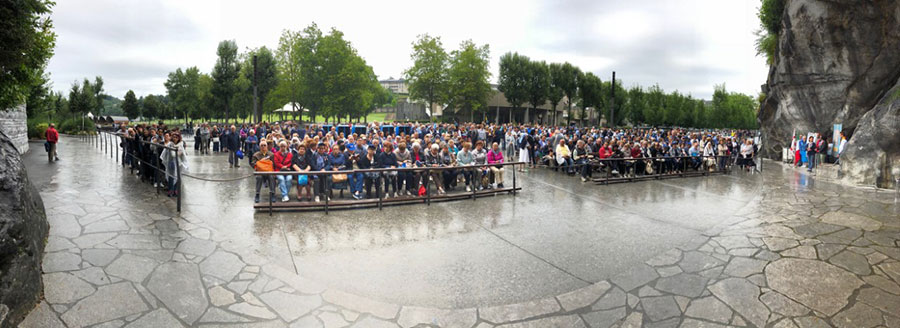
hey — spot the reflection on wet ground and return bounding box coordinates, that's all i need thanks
[20,136,900,328]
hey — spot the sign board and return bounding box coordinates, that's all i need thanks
[833,124,842,154]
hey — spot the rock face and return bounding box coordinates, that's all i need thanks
[758,0,900,187]
[0,129,49,327]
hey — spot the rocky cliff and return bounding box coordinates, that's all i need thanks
[758,0,900,187]
[0,130,48,327]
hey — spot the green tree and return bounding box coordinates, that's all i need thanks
[275,29,304,122]
[755,0,785,65]
[547,63,566,125]
[0,0,57,110]
[625,86,646,125]
[141,94,164,120]
[92,76,104,115]
[404,34,449,121]
[644,84,665,126]
[447,40,492,122]
[524,60,550,124]
[578,72,602,126]
[242,46,277,122]
[165,67,202,123]
[599,80,627,127]
[297,24,325,121]
[556,62,580,125]
[497,52,530,123]
[315,28,378,123]
[212,40,239,122]
[122,90,139,119]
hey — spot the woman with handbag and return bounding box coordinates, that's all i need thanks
[273,141,294,202]
[292,144,313,202]
[328,144,349,198]
[251,140,275,203]
[378,142,400,198]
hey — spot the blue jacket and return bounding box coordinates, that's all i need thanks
[329,152,347,170]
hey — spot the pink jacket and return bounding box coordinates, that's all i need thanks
[487,150,504,164]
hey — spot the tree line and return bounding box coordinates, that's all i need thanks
[146,23,393,124]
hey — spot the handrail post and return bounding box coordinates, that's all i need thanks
[269,174,273,216]
[115,134,119,164]
[512,163,517,195]
[175,147,182,212]
[378,172,383,210]
[471,167,477,201]
[426,168,431,206]
[324,173,329,214]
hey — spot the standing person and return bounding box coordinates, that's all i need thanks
[225,125,241,168]
[517,131,529,172]
[45,123,59,162]
[807,135,817,172]
[487,142,505,188]
[161,133,188,197]
[199,124,211,154]
[836,131,847,164]
[796,136,807,167]
[251,140,275,203]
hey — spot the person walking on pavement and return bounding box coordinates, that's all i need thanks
[224,125,241,168]
[45,123,59,162]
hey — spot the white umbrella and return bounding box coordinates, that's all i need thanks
[274,102,308,112]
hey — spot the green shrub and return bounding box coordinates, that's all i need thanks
[28,122,49,139]
[57,117,92,134]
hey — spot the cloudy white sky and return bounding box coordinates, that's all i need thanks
[46,0,768,101]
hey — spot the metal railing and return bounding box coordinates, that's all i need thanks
[253,161,525,214]
[89,130,183,212]
[587,155,733,184]
[532,153,734,184]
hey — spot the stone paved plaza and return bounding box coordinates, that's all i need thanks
[18,136,900,328]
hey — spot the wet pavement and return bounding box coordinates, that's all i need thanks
[19,135,900,328]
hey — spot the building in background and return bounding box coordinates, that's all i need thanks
[378,77,409,95]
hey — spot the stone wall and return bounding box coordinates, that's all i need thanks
[0,129,48,327]
[758,0,900,188]
[0,104,28,154]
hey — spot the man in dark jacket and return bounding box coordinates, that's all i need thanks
[224,125,241,168]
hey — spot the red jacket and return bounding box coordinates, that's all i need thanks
[46,127,59,143]
[598,147,611,159]
[274,151,293,171]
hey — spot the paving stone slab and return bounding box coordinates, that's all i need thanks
[396,306,477,328]
[856,287,900,317]
[228,302,277,320]
[678,251,725,273]
[640,296,680,322]
[42,251,82,272]
[708,278,769,328]
[495,314,586,328]
[580,306,625,328]
[258,290,322,322]
[349,315,400,328]
[478,297,561,324]
[684,296,732,324]
[322,289,400,320]
[105,253,159,282]
[828,250,872,275]
[198,307,253,323]
[81,248,120,267]
[176,237,217,257]
[653,273,708,297]
[200,251,245,281]
[610,263,659,292]
[831,303,882,328]
[19,302,66,328]
[146,262,209,324]
[43,272,96,304]
[61,282,149,328]
[760,291,809,316]
[591,287,626,311]
[556,281,611,311]
[766,258,864,316]
[723,257,768,278]
[124,308,184,328]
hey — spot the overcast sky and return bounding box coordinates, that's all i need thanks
[46,0,767,101]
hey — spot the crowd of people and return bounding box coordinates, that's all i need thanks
[102,120,758,204]
[116,123,188,198]
[183,121,756,203]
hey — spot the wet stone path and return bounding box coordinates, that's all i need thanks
[18,136,900,328]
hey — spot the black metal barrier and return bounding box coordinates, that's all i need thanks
[253,161,525,214]
[90,131,183,212]
[532,154,734,184]
[550,155,732,184]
